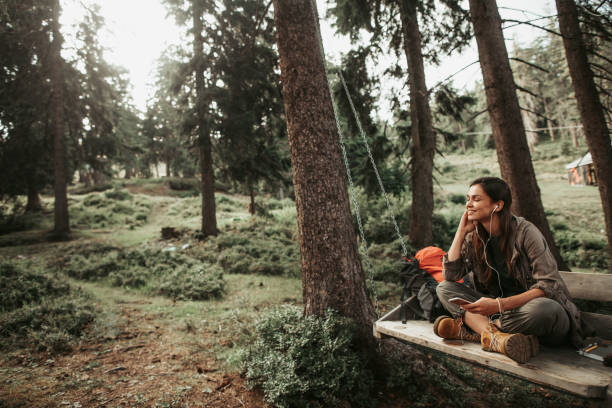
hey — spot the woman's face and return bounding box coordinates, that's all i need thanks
[466,184,498,223]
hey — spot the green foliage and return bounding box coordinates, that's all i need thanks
[243,306,375,408]
[201,215,300,278]
[69,190,152,229]
[60,245,226,300]
[168,177,200,192]
[552,227,609,269]
[0,261,96,353]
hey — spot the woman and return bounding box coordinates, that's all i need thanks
[433,177,583,363]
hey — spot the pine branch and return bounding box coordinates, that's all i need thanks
[429,60,480,92]
[515,84,539,99]
[590,62,612,78]
[465,109,489,123]
[590,50,612,66]
[595,83,612,98]
[519,105,549,122]
[502,18,561,37]
[509,57,549,73]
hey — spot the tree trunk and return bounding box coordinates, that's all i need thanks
[272,0,375,330]
[125,167,132,179]
[543,99,555,141]
[399,0,435,249]
[25,183,42,213]
[556,0,612,272]
[248,188,256,215]
[571,125,579,147]
[469,0,568,270]
[193,0,218,237]
[50,0,70,238]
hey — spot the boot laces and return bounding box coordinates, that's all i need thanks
[486,324,501,352]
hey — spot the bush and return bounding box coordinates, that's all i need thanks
[157,264,225,300]
[168,177,200,192]
[70,192,152,229]
[243,306,375,408]
[0,261,96,353]
[60,246,227,301]
[192,217,301,278]
[70,183,113,195]
[0,261,70,312]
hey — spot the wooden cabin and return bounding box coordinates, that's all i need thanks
[566,152,597,186]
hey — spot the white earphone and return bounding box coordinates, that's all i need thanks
[475,202,504,300]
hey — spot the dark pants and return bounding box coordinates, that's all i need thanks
[436,280,570,346]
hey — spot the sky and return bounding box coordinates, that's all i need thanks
[60,0,556,115]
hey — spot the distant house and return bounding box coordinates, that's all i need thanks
[565,152,597,186]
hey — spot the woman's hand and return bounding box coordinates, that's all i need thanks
[461,297,500,316]
[457,210,476,236]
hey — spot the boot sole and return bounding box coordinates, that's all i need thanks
[527,334,539,357]
[503,333,532,364]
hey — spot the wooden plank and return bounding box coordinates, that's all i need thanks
[560,271,612,302]
[374,320,610,399]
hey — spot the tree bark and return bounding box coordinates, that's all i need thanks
[50,0,70,238]
[543,99,555,141]
[193,0,218,237]
[272,0,376,330]
[399,0,435,248]
[25,183,42,213]
[248,188,255,215]
[469,0,568,270]
[556,0,612,272]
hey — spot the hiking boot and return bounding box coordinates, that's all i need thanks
[433,315,480,342]
[481,323,533,364]
[526,334,539,357]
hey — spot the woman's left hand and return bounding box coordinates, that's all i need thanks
[461,297,500,316]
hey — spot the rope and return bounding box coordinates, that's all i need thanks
[337,71,409,257]
[309,0,381,319]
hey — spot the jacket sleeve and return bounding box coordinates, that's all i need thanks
[522,224,565,299]
[442,236,470,281]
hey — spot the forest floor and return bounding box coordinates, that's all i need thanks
[0,284,266,408]
[0,141,608,407]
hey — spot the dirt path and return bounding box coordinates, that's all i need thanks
[0,298,266,407]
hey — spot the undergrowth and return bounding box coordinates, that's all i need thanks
[58,242,226,301]
[69,188,152,229]
[0,260,97,353]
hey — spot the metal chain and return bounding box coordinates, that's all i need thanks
[337,71,409,257]
[309,0,381,319]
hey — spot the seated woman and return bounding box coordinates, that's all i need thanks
[433,176,583,363]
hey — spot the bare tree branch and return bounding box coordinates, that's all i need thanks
[509,57,549,73]
[465,109,489,123]
[515,84,539,99]
[502,18,561,37]
[429,60,480,92]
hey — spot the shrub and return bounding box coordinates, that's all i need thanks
[70,192,152,229]
[193,218,301,278]
[243,306,375,408]
[0,261,70,312]
[104,188,132,201]
[157,264,225,300]
[60,246,227,301]
[168,178,200,192]
[0,261,97,353]
[70,183,113,195]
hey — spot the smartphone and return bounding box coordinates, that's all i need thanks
[449,297,472,306]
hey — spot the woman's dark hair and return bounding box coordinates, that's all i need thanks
[469,177,514,287]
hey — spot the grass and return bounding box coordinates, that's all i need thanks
[0,142,608,405]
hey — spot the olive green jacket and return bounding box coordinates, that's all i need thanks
[442,216,586,348]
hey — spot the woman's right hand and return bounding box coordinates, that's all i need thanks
[447,210,474,262]
[457,210,476,236]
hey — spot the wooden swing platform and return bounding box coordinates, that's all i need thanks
[373,272,612,403]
